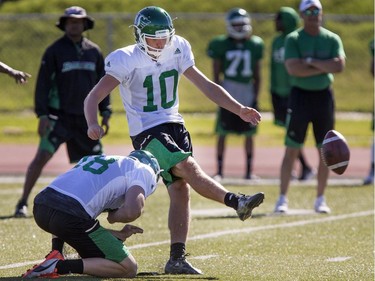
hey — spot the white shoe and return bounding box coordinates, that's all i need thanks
[274,196,288,213]
[314,197,331,214]
[212,174,223,181]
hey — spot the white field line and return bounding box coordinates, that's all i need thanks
[0,210,372,271]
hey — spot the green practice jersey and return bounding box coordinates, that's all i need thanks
[207,35,264,84]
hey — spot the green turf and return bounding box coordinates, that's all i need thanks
[0,181,373,280]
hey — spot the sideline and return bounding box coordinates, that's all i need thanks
[1,210,372,270]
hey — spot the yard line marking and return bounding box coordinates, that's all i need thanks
[128,210,373,249]
[0,210,372,270]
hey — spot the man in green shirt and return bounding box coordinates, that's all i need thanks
[270,6,314,181]
[274,0,346,214]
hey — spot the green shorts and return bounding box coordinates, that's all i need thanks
[131,123,192,186]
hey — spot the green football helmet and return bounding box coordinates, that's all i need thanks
[133,6,175,59]
[128,150,161,182]
[226,8,252,40]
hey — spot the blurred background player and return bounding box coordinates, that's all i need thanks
[270,7,314,181]
[207,8,264,180]
[22,150,160,278]
[274,0,346,213]
[363,38,374,185]
[84,6,264,275]
[14,6,112,217]
[0,61,31,84]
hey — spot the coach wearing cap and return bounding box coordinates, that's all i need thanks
[274,0,346,214]
[14,6,112,218]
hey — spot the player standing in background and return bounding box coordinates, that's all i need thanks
[207,8,264,180]
[84,6,264,275]
[22,150,160,278]
[14,6,112,217]
[363,38,374,185]
[274,0,345,213]
[0,61,31,84]
[270,7,314,181]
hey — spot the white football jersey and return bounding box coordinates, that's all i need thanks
[47,155,157,218]
[105,35,195,136]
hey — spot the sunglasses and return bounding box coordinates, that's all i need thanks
[303,9,320,16]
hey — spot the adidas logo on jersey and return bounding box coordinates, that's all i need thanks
[106,61,111,68]
[174,48,181,55]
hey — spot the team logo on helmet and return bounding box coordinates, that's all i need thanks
[135,14,151,29]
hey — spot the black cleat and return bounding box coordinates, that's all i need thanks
[165,256,202,275]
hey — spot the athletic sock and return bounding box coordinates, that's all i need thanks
[298,153,309,170]
[217,155,223,176]
[246,154,252,178]
[170,242,186,260]
[56,260,83,274]
[52,238,64,253]
[224,192,239,210]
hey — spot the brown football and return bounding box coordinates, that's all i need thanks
[321,130,350,175]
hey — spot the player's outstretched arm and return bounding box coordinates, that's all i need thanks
[84,74,119,140]
[0,61,31,84]
[184,65,261,126]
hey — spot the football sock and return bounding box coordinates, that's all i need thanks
[224,192,238,210]
[170,242,186,259]
[217,156,223,175]
[56,260,83,274]
[246,154,252,178]
[52,238,64,253]
[298,153,309,170]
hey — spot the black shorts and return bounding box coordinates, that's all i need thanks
[131,122,192,186]
[39,114,102,163]
[215,107,257,136]
[271,92,289,127]
[33,189,129,262]
[285,87,335,148]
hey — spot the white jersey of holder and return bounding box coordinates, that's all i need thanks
[48,155,157,218]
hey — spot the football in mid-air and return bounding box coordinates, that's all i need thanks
[321,130,350,175]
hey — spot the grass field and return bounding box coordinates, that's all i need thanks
[0,180,373,280]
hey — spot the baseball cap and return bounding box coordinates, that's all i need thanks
[299,0,322,11]
[56,6,95,31]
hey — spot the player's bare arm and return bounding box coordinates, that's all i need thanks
[183,65,261,125]
[285,58,325,77]
[0,61,31,84]
[107,186,146,224]
[84,74,119,140]
[307,56,345,73]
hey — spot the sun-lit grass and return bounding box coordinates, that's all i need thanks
[0,181,373,280]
